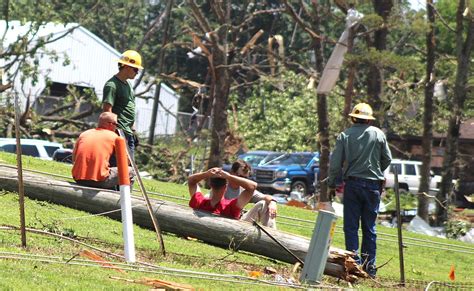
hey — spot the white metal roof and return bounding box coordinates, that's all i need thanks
[0,20,155,106]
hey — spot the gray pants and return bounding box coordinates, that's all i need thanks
[241,200,277,229]
[76,167,135,190]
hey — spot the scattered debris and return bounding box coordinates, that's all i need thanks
[79,250,125,273]
[264,266,277,275]
[248,270,263,278]
[110,276,194,290]
[406,216,445,238]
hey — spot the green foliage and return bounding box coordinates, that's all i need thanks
[382,188,418,211]
[1,154,474,286]
[347,48,422,73]
[231,71,319,152]
[445,219,471,239]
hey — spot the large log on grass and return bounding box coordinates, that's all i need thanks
[0,166,366,281]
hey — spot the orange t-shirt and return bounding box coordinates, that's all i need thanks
[72,128,118,181]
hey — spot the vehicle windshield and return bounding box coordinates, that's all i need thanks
[239,154,269,167]
[265,153,314,166]
[44,146,60,157]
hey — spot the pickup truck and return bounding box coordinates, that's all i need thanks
[253,152,319,196]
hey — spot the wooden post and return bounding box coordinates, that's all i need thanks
[394,167,405,285]
[14,94,26,247]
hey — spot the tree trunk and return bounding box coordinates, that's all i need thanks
[0,166,367,282]
[418,0,436,222]
[436,0,474,225]
[311,1,330,203]
[207,51,230,168]
[367,0,393,122]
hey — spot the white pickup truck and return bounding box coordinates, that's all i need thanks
[384,159,442,194]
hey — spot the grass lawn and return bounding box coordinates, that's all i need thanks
[0,152,473,289]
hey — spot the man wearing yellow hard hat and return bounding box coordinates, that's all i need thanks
[327,102,392,278]
[102,50,143,158]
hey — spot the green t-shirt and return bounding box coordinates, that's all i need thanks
[102,76,135,135]
[327,123,392,188]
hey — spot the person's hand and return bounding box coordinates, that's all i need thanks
[268,200,277,219]
[207,167,221,177]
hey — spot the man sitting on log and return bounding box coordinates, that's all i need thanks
[188,167,257,220]
[225,160,277,229]
[72,112,134,190]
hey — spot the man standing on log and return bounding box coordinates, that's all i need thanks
[327,103,392,278]
[72,112,134,189]
[225,160,277,229]
[188,168,256,220]
[102,50,143,159]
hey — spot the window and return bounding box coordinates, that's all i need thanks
[390,163,401,175]
[21,145,40,157]
[44,146,60,157]
[405,164,416,176]
[0,144,16,153]
[267,154,313,166]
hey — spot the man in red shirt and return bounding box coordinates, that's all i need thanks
[188,167,257,219]
[72,112,133,189]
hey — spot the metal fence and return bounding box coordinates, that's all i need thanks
[135,109,211,138]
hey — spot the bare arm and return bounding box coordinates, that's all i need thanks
[188,168,219,197]
[103,103,113,112]
[219,171,257,209]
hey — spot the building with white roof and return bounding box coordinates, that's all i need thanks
[0,20,180,136]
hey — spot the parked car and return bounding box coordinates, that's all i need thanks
[222,150,284,174]
[253,152,320,196]
[384,159,442,194]
[0,138,64,161]
[52,148,73,163]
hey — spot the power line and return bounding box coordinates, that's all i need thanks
[1,164,472,255]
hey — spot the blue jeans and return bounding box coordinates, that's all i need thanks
[124,132,136,161]
[109,132,136,167]
[343,177,381,276]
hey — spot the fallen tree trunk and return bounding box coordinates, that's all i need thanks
[0,166,366,281]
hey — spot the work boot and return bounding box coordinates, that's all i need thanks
[365,265,376,278]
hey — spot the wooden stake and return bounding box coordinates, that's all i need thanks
[14,94,27,247]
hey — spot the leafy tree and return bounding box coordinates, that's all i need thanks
[436,0,474,225]
[232,70,344,152]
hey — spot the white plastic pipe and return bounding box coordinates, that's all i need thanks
[115,136,135,263]
[120,184,136,263]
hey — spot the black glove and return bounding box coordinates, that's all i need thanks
[132,130,139,147]
[329,188,336,201]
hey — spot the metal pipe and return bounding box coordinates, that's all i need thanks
[252,219,304,265]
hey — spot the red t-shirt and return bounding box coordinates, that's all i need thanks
[189,192,242,219]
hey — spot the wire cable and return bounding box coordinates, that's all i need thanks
[1,165,473,255]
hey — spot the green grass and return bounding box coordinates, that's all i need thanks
[0,152,473,289]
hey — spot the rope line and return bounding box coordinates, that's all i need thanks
[1,165,472,255]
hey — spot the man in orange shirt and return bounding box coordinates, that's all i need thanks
[72,112,133,189]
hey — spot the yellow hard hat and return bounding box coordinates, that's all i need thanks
[117,50,144,70]
[348,103,375,120]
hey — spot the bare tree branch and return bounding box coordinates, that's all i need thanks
[209,0,226,24]
[137,6,168,51]
[282,0,327,42]
[186,0,212,34]
[428,2,456,33]
[232,8,285,32]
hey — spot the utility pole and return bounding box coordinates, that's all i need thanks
[148,0,173,145]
